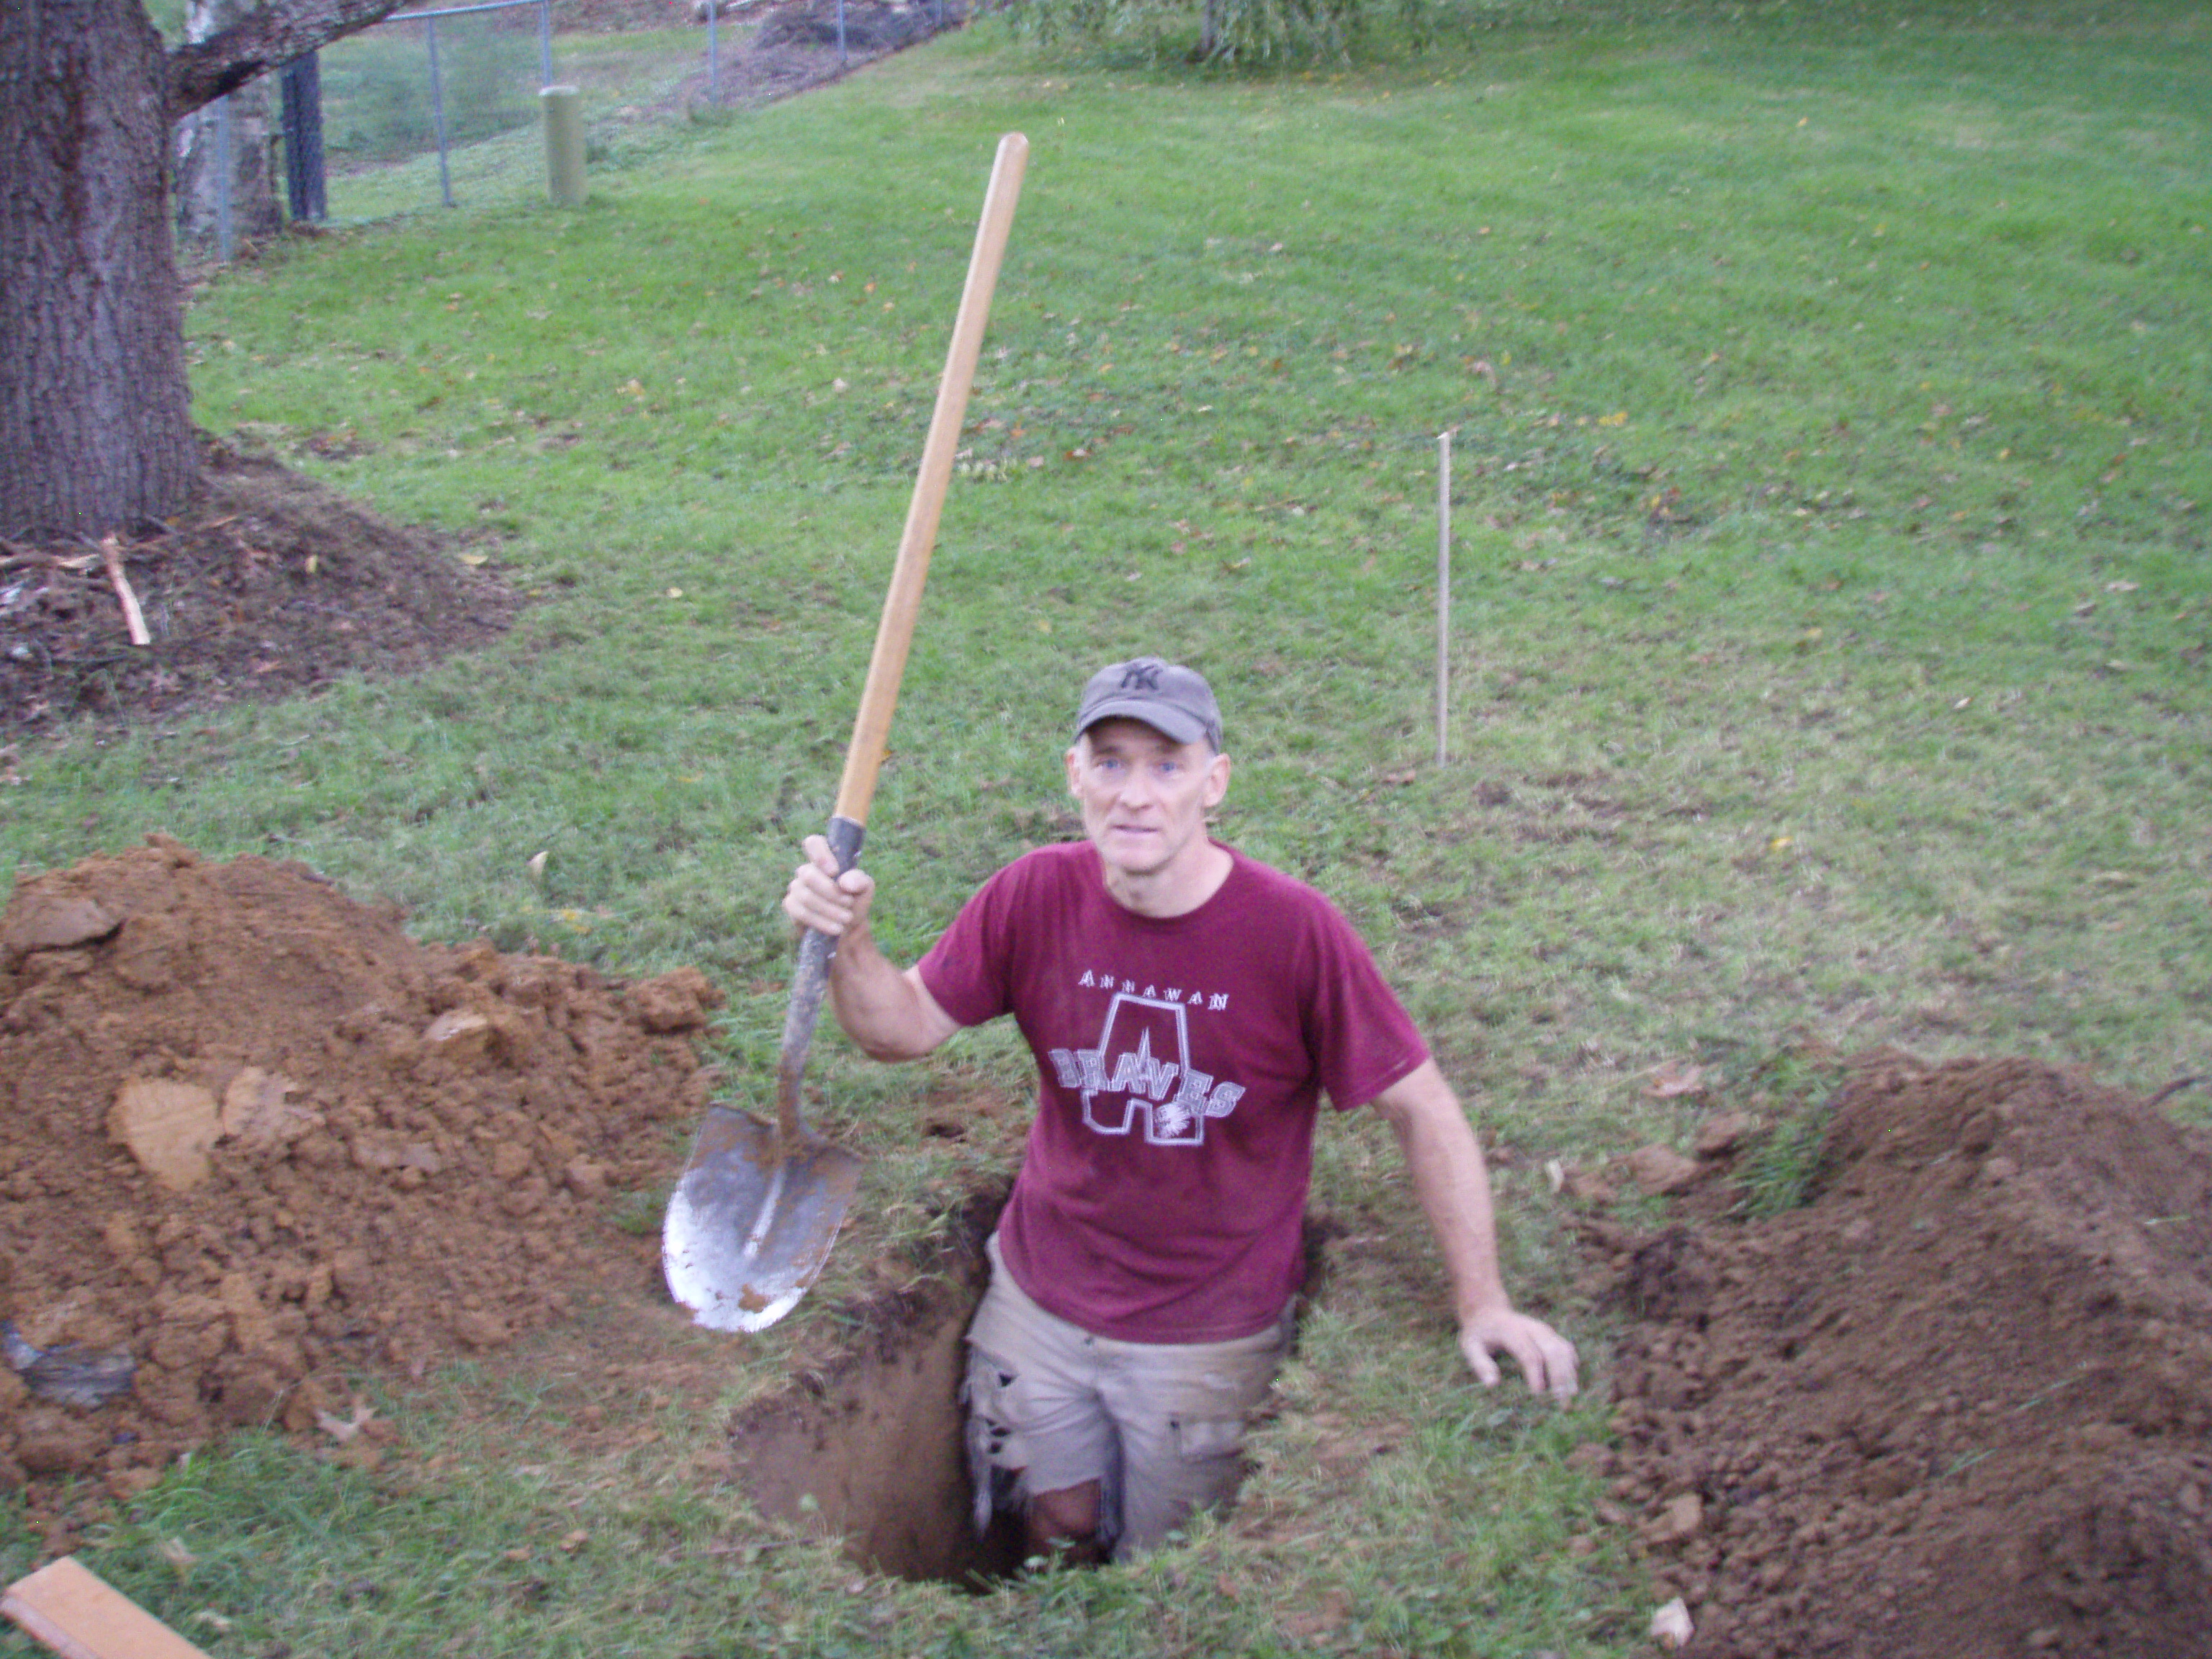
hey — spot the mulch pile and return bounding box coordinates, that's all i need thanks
[0,439,515,733]
[1586,1051,2212,1658]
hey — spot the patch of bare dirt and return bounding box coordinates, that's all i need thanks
[0,438,516,735]
[679,0,971,112]
[0,839,719,1516]
[1583,1051,2212,1658]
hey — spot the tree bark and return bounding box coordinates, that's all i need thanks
[1,0,410,539]
[0,0,197,537]
[170,0,415,117]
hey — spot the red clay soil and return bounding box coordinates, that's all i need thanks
[6,838,2211,1658]
[0,840,715,1503]
[1588,1051,2212,1658]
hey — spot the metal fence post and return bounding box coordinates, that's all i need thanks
[279,53,328,221]
[214,94,235,263]
[537,0,552,85]
[426,14,454,207]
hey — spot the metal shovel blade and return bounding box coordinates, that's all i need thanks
[662,1105,865,1333]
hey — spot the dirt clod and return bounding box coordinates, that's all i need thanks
[0,840,719,1489]
[1599,1050,2212,1658]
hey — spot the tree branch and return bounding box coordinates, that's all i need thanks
[167,0,415,118]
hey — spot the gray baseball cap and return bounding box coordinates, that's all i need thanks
[1074,657,1223,749]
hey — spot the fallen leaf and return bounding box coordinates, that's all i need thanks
[1645,1061,1706,1099]
[160,1538,198,1577]
[316,1401,377,1444]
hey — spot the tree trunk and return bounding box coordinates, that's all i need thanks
[176,0,284,252]
[0,0,197,536]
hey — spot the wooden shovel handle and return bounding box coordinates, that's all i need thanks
[832,130,1030,828]
[775,135,1028,1153]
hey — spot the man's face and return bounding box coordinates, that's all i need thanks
[1065,718,1231,884]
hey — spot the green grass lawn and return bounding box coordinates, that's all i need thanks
[8,0,2208,1651]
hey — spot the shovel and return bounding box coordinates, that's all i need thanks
[662,132,1030,1334]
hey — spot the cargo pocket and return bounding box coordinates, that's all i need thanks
[962,1344,1025,1535]
[1169,1414,1249,1467]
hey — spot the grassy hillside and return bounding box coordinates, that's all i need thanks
[7,0,2206,1652]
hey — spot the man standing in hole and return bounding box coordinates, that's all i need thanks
[783,656,1578,1564]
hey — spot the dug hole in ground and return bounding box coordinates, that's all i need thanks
[2,842,2208,1653]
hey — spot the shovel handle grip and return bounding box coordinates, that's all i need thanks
[776,814,865,1149]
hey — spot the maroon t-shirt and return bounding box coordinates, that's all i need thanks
[917,841,1428,1343]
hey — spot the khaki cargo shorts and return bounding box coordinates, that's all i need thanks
[962,1233,1293,1559]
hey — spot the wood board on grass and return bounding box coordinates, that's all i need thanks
[1,1556,212,1659]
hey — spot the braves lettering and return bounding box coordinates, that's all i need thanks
[1047,992,1246,1146]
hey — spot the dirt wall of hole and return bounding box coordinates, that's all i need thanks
[727,1219,1025,1585]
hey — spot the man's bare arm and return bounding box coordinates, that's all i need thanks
[1370,1059,1579,1403]
[783,835,962,1062]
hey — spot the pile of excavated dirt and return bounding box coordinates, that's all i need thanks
[11,835,2212,1651]
[0,838,717,1498]
[1587,1052,2212,1658]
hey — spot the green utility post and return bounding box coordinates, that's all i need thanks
[540,85,585,207]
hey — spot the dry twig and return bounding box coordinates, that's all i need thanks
[96,536,152,646]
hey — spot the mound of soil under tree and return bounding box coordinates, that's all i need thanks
[1,439,517,734]
[1584,1051,2212,1658]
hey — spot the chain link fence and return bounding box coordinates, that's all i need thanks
[318,0,556,218]
[184,0,964,253]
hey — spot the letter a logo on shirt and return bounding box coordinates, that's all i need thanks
[1050,991,1244,1147]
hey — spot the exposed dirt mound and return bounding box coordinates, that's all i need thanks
[12,831,2211,1649]
[683,0,968,110]
[0,439,516,734]
[754,0,956,52]
[1590,1052,2212,1658]
[0,837,716,1498]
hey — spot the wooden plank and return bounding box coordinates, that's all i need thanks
[1,1557,212,1659]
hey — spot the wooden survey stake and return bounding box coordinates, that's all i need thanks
[2,1557,213,1659]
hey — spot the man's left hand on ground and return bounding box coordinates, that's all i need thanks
[1459,1307,1580,1403]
